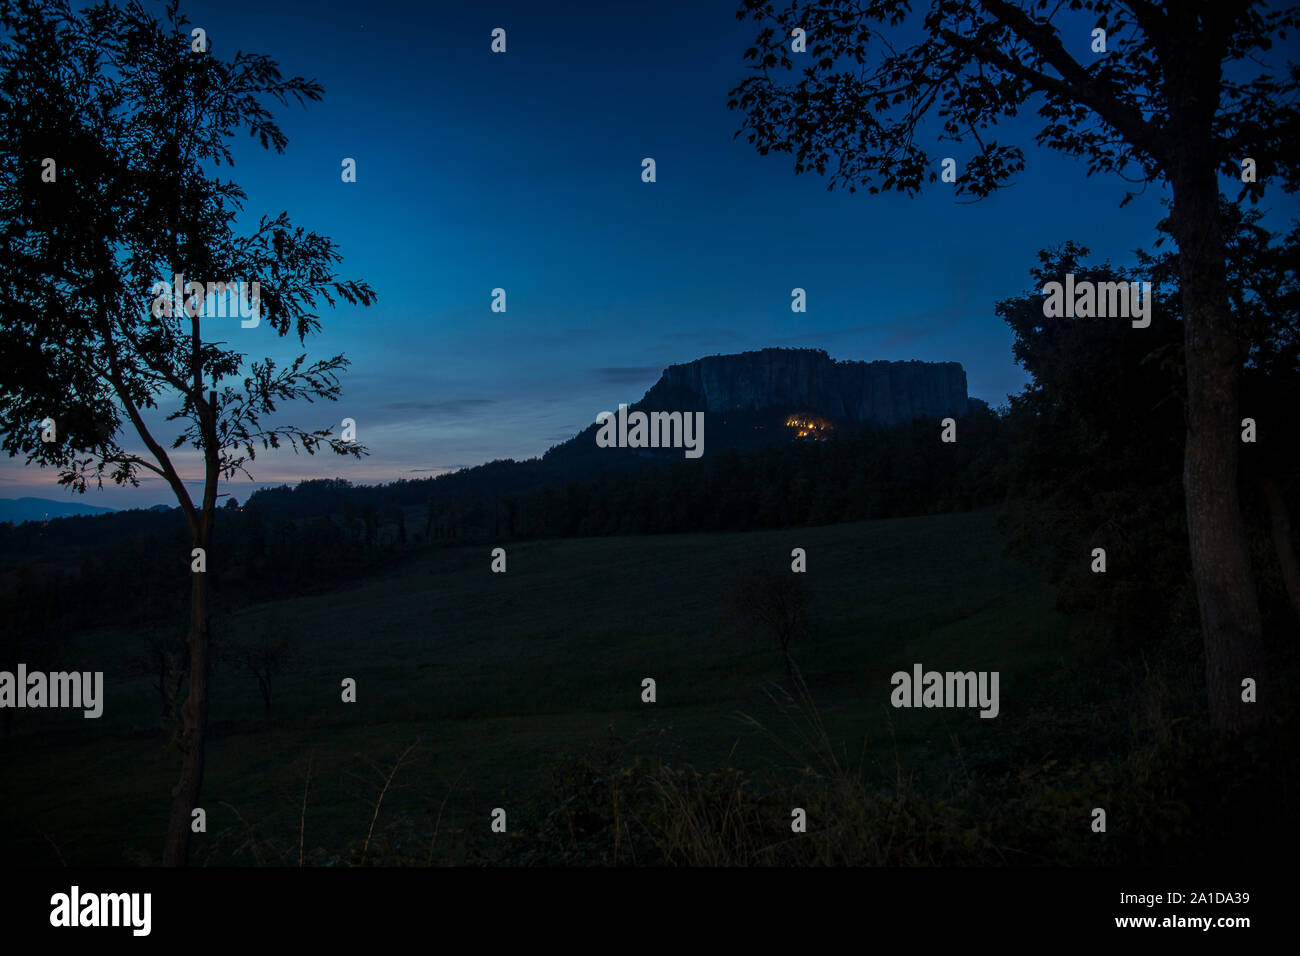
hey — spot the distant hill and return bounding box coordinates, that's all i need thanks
[540,347,975,468]
[0,348,981,550]
[0,497,116,524]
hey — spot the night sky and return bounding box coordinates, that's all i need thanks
[2,0,1265,508]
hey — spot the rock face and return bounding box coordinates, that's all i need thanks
[637,348,969,426]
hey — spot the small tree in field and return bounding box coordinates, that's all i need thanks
[0,0,375,864]
[131,627,191,727]
[729,567,813,676]
[730,0,1299,734]
[228,621,299,720]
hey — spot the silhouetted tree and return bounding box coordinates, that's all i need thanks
[131,628,190,727]
[729,568,813,675]
[362,506,378,552]
[998,244,1191,645]
[730,0,1299,733]
[228,623,298,719]
[0,0,375,863]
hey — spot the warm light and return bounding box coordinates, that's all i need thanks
[785,414,833,440]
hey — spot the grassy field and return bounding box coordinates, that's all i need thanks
[2,509,1082,865]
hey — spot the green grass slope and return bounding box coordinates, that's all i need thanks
[2,509,1077,865]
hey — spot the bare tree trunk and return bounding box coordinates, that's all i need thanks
[1171,162,1268,735]
[162,530,212,865]
[1261,475,1300,626]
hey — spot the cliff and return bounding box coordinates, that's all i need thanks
[636,348,969,426]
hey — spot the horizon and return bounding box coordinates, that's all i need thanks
[1,0,1293,510]
[3,345,995,512]
[1,0,1295,911]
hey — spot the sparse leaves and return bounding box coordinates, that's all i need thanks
[0,0,375,526]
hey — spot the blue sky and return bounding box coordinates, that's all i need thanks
[4,0,1292,508]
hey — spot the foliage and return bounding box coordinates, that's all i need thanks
[0,0,375,510]
[729,0,1299,204]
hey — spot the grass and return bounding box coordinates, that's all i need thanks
[1,509,1081,865]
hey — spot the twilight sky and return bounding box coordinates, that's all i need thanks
[4,0,1290,509]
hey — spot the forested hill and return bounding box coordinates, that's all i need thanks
[1,348,981,560]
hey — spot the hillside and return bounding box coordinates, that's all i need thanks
[544,347,977,469]
[2,510,1075,866]
[0,497,115,524]
[0,348,988,561]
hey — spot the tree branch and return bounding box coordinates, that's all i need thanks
[974,0,1166,163]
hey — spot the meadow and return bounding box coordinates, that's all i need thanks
[4,509,1098,866]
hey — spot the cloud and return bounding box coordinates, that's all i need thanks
[380,399,496,415]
